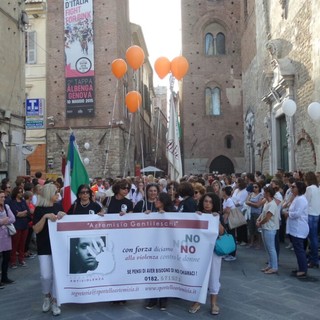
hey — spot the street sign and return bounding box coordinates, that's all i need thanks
[26,98,45,116]
[26,116,44,129]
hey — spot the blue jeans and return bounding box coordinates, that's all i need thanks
[290,235,308,273]
[262,229,278,270]
[308,215,319,265]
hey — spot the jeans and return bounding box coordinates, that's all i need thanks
[290,235,308,273]
[262,229,278,270]
[308,215,319,265]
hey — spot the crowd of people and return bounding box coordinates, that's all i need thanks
[0,169,319,316]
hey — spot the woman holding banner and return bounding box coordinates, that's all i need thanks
[188,193,224,315]
[145,192,175,311]
[33,183,66,316]
[68,184,103,215]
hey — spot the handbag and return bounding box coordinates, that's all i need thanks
[228,207,247,229]
[214,232,236,256]
[6,223,16,236]
[3,204,16,236]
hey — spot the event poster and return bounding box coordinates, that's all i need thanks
[64,0,95,117]
[48,213,219,305]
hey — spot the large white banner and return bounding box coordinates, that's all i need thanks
[49,213,218,305]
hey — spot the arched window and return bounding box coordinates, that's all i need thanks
[204,23,226,56]
[205,33,214,55]
[205,87,221,115]
[216,32,225,54]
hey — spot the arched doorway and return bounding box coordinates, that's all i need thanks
[209,155,234,174]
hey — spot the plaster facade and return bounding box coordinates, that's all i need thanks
[0,2,27,180]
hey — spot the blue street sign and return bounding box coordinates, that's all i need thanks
[26,99,44,116]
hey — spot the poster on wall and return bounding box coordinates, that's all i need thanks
[64,0,95,117]
[48,213,218,305]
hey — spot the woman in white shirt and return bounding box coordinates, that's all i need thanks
[232,178,248,246]
[284,181,309,278]
[304,172,320,268]
[222,186,237,261]
[257,186,279,274]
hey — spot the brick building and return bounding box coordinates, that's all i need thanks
[242,0,320,174]
[45,0,155,178]
[180,0,244,175]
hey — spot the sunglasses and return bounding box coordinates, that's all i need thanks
[80,190,90,194]
[121,187,130,190]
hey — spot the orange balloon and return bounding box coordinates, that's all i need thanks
[154,57,171,79]
[170,56,189,80]
[125,91,142,113]
[126,46,145,70]
[111,59,127,79]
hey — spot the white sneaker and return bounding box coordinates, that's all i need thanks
[224,255,237,261]
[51,303,61,316]
[42,297,51,313]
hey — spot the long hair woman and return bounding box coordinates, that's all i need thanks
[133,183,159,213]
[33,183,66,316]
[68,184,103,215]
[188,193,224,315]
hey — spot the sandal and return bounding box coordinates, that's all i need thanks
[211,304,220,315]
[264,269,278,274]
[188,303,200,314]
[261,266,270,272]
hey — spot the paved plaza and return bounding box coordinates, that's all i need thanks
[1,243,320,320]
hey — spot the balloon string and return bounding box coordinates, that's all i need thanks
[123,112,133,178]
[103,80,119,176]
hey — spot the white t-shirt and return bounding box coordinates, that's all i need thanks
[261,199,279,230]
[305,185,320,216]
[223,197,235,210]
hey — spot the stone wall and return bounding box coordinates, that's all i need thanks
[242,0,320,174]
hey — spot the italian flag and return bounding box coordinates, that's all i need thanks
[62,133,89,212]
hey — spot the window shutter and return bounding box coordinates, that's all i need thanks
[27,31,37,64]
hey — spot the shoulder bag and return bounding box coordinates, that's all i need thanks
[4,204,16,236]
[228,207,247,229]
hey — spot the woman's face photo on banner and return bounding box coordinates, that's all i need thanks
[69,236,106,274]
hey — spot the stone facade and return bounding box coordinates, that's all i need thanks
[242,0,320,174]
[180,0,244,175]
[0,2,26,180]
